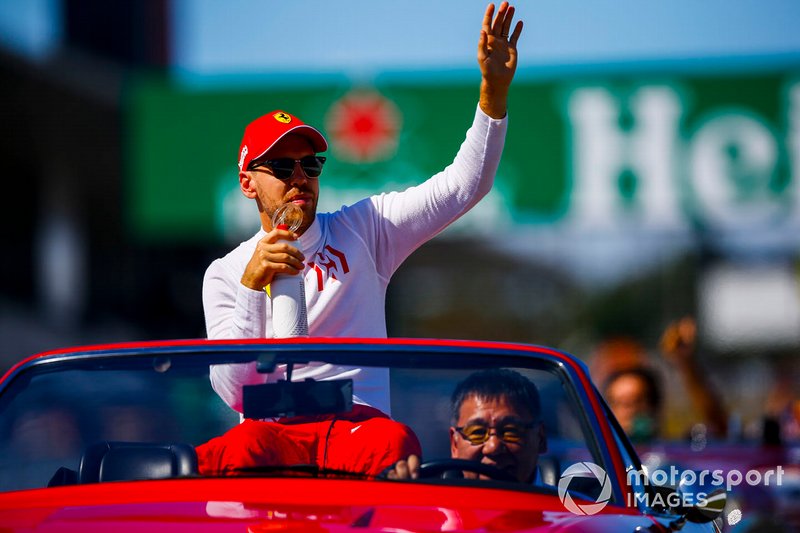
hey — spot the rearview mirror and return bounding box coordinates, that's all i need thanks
[677,472,727,524]
[243,379,353,419]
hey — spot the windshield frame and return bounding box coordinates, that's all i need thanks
[0,338,632,502]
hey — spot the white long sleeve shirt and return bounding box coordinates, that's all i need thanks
[204,105,507,415]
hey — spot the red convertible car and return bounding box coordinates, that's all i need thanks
[0,338,724,531]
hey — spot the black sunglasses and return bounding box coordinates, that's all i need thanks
[248,156,327,180]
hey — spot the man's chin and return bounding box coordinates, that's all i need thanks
[301,204,317,220]
[298,211,316,233]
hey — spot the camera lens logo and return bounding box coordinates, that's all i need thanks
[558,462,613,515]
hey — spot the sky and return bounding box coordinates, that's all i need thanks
[1,0,799,76]
[173,0,800,77]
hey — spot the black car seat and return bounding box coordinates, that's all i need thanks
[77,441,198,483]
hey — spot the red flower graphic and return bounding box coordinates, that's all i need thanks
[325,90,402,163]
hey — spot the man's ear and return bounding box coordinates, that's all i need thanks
[240,170,258,199]
[449,427,458,457]
[537,423,547,454]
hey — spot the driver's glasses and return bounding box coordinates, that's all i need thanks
[455,422,536,445]
[249,156,327,180]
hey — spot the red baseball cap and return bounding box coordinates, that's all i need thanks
[238,110,328,171]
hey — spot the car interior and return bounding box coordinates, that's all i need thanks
[0,350,607,502]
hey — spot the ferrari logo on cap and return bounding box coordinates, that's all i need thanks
[273,112,292,124]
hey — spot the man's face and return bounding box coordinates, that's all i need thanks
[605,374,655,437]
[241,134,320,234]
[449,394,545,483]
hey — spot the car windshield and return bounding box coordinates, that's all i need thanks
[0,343,611,501]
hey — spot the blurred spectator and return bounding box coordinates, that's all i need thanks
[658,317,728,439]
[593,317,728,443]
[10,407,80,460]
[603,366,662,443]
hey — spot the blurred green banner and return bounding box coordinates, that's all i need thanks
[127,68,800,245]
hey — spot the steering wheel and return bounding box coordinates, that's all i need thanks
[416,459,517,482]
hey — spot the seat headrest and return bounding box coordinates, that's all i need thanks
[78,441,198,483]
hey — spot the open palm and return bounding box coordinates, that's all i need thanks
[477,2,523,118]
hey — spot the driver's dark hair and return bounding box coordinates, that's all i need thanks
[450,368,541,425]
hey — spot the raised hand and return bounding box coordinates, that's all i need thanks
[660,316,698,366]
[478,2,523,118]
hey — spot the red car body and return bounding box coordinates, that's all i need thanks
[2,478,660,531]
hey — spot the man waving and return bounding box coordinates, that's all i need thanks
[198,3,524,478]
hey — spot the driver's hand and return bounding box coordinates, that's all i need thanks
[240,228,305,291]
[385,454,420,480]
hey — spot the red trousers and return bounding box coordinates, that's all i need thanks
[196,405,421,478]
